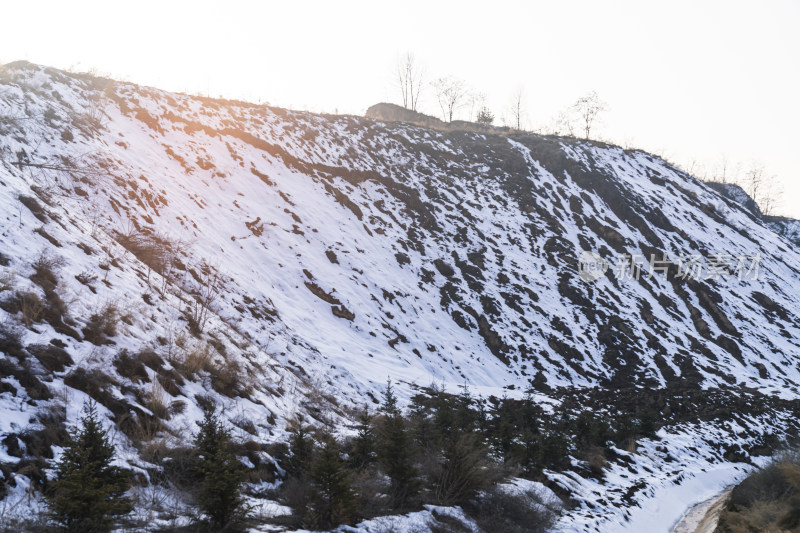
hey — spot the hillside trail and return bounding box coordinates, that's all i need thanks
[669,488,731,533]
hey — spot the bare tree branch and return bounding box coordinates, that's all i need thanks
[397,53,424,112]
[572,91,607,139]
[432,77,466,123]
[506,87,527,131]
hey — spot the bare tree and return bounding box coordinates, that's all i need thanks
[185,260,223,335]
[506,87,527,131]
[572,91,607,139]
[546,108,575,136]
[716,156,730,184]
[397,53,423,112]
[466,91,486,122]
[743,164,782,216]
[432,77,466,122]
[709,155,742,185]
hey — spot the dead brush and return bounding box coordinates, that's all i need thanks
[18,291,45,326]
[175,340,215,378]
[82,302,120,344]
[0,270,16,292]
[118,412,171,464]
[147,379,169,420]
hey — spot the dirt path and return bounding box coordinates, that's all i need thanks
[670,488,731,533]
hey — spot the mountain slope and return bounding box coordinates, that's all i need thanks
[1,61,799,531]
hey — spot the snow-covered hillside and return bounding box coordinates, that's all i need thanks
[1,61,799,531]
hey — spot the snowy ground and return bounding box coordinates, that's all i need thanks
[0,61,799,531]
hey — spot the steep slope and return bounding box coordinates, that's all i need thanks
[706,181,800,247]
[1,62,800,531]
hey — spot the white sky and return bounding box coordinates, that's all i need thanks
[2,0,798,217]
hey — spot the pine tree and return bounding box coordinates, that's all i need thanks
[286,417,315,477]
[47,401,131,533]
[476,106,494,124]
[349,406,375,469]
[380,377,399,416]
[194,409,247,531]
[434,432,491,505]
[376,379,418,508]
[454,382,477,435]
[305,436,357,528]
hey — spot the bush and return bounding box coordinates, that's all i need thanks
[30,253,64,293]
[464,485,560,533]
[177,342,214,377]
[728,461,794,510]
[17,291,45,326]
[717,456,800,532]
[82,303,119,344]
[27,343,73,372]
[0,320,25,358]
[432,432,496,505]
[113,350,150,383]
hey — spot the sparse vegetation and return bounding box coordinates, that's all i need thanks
[17,291,45,326]
[716,453,800,532]
[272,381,576,530]
[82,303,119,345]
[115,228,185,290]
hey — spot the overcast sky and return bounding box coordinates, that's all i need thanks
[2,0,798,217]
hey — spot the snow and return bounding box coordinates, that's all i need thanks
[0,62,799,530]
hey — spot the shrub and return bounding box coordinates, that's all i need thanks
[18,195,47,222]
[464,485,561,533]
[18,291,45,326]
[113,350,150,383]
[432,432,496,505]
[147,380,169,420]
[0,320,25,358]
[82,303,119,345]
[27,343,73,372]
[30,253,64,293]
[178,342,214,377]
